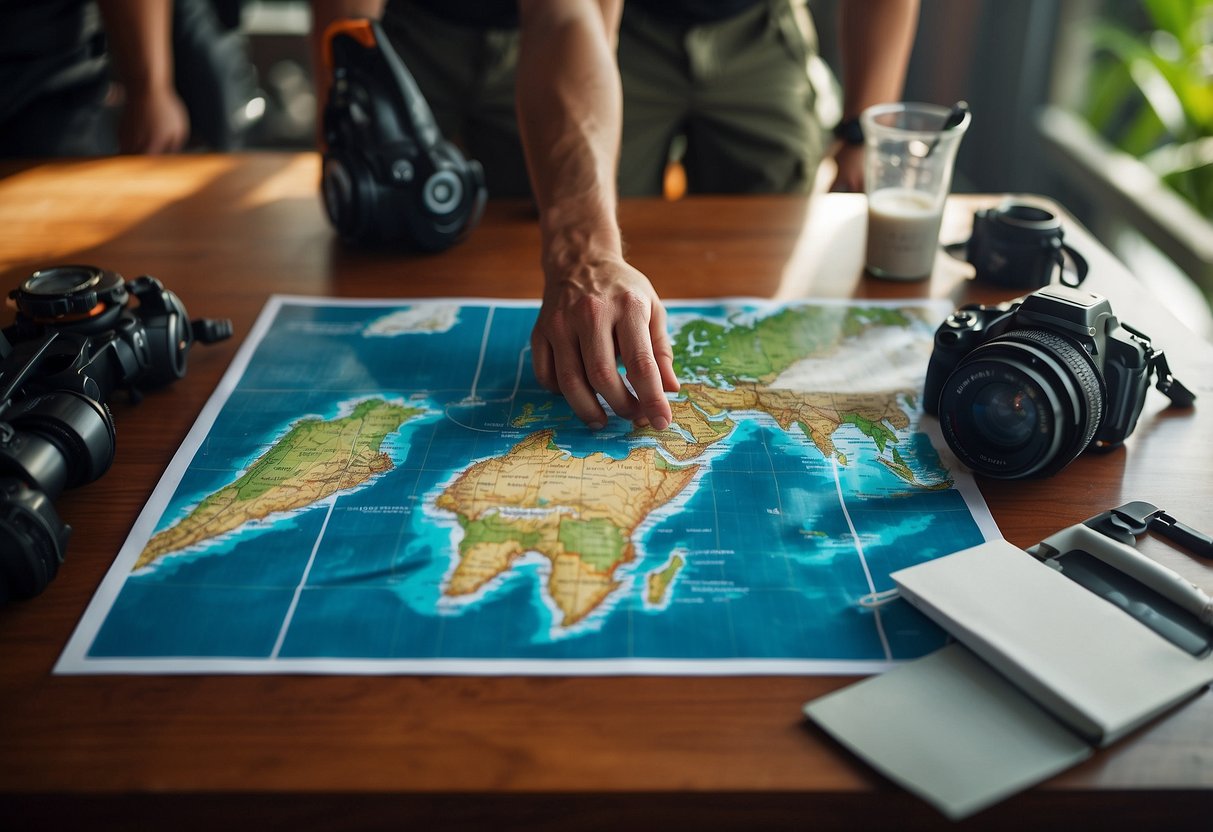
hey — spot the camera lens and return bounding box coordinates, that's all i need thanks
[22,266,102,296]
[996,203,1059,230]
[971,383,1039,447]
[936,329,1105,478]
[2,391,116,493]
[14,265,128,321]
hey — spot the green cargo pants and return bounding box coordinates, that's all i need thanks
[378,0,825,198]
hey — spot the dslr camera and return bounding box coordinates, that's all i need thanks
[320,18,486,250]
[0,265,231,603]
[923,284,1194,479]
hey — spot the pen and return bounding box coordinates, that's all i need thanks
[1029,523,1213,627]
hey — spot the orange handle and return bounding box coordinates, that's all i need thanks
[322,18,377,72]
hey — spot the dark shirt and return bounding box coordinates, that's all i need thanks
[397,0,762,30]
[0,0,108,122]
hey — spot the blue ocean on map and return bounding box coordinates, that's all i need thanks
[82,299,989,669]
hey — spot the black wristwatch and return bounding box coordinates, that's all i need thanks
[833,117,864,146]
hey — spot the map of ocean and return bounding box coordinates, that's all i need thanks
[58,297,997,674]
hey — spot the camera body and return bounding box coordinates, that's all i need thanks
[923,284,1183,479]
[0,266,231,603]
[966,200,1087,289]
[320,18,486,250]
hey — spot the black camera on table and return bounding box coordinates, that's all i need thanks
[0,265,231,604]
[923,284,1194,479]
[320,18,486,250]
[966,200,1088,289]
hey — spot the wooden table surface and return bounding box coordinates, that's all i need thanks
[1,154,1210,829]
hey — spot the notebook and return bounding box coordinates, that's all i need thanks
[804,537,1213,819]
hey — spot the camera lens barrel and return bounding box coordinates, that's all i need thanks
[937,328,1105,478]
[988,203,1061,235]
[0,477,70,604]
[1,391,116,493]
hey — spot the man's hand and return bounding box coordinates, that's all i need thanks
[531,255,678,431]
[516,1,680,431]
[829,143,865,193]
[118,83,189,153]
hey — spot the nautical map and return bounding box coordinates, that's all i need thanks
[57,297,997,674]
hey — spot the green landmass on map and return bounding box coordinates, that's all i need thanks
[671,305,918,385]
[135,398,423,569]
[511,401,555,428]
[435,430,699,626]
[646,553,685,605]
[655,304,947,486]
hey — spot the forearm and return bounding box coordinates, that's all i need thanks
[516,0,625,273]
[97,0,175,97]
[518,0,675,429]
[836,0,919,120]
[97,0,190,153]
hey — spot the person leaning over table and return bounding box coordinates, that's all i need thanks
[310,0,918,431]
[0,0,188,156]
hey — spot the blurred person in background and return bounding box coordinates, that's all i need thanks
[0,0,261,156]
[0,0,188,156]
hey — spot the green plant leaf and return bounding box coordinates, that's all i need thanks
[1082,0,1213,216]
[1143,0,1192,39]
[1085,61,1136,133]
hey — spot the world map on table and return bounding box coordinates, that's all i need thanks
[57,297,996,674]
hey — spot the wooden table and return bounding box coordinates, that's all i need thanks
[1,154,1210,829]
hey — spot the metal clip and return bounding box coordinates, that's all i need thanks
[1084,500,1213,559]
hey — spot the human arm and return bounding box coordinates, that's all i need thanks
[97,0,189,153]
[516,0,678,431]
[829,0,920,192]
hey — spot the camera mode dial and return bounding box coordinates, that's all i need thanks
[935,310,978,348]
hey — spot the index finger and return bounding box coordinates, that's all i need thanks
[615,303,673,432]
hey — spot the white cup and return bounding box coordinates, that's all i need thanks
[861,102,971,280]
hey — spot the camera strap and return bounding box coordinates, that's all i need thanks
[1055,242,1088,288]
[943,235,1089,287]
[1120,322,1197,408]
